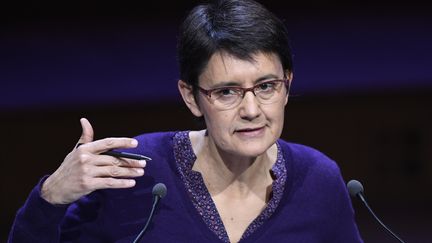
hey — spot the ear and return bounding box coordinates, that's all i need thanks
[178,80,203,117]
[284,71,293,105]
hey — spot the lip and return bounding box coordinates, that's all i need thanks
[236,126,264,132]
[235,126,265,137]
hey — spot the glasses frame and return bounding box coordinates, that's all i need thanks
[197,77,290,109]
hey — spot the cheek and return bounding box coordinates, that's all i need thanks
[205,111,232,132]
[264,103,286,130]
[203,109,237,145]
[266,100,285,117]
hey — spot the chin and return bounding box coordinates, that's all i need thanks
[230,141,273,158]
[231,130,279,156]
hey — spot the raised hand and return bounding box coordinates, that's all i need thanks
[40,118,146,205]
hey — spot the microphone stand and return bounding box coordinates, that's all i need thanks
[356,192,405,243]
[132,183,167,243]
[348,180,405,243]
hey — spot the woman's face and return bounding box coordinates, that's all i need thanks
[185,51,290,158]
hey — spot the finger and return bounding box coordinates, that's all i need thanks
[93,178,136,190]
[93,155,146,168]
[77,118,94,145]
[90,165,144,178]
[84,137,138,154]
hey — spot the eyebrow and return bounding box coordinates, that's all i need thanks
[209,74,282,89]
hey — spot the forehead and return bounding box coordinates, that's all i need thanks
[198,51,283,86]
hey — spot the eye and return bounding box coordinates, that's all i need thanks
[213,87,240,97]
[257,81,276,91]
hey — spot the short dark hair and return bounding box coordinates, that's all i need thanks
[177,0,293,89]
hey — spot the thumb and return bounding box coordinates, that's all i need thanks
[77,117,94,145]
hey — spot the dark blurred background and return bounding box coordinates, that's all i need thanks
[1,0,431,242]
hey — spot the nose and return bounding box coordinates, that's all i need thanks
[238,91,261,120]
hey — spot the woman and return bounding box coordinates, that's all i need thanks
[9,0,362,242]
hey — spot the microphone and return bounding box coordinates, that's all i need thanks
[132,183,167,243]
[347,180,405,243]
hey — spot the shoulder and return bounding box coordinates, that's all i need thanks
[115,131,183,176]
[134,131,178,147]
[277,139,349,201]
[118,131,179,155]
[278,139,340,178]
[125,131,184,171]
[275,140,362,241]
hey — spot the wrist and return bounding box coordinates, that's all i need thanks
[40,176,62,205]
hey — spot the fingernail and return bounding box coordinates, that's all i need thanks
[139,160,146,167]
[131,139,138,146]
[135,168,144,174]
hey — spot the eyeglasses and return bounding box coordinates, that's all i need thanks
[198,78,290,110]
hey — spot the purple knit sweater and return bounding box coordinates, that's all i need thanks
[8,131,363,242]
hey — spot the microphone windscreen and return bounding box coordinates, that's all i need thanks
[152,183,167,198]
[347,180,364,197]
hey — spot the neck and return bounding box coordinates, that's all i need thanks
[191,130,277,197]
[209,145,268,182]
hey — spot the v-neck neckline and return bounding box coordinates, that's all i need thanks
[172,131,287,242]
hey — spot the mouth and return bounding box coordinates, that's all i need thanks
[235,126,265,136]
[236,126,264,132]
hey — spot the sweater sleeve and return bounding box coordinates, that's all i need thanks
[280,141,364,242]
[8,176,69,243]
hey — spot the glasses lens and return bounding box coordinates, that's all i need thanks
[206,80,287,110]
[212,87,242,109]
[255,80,284,104]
